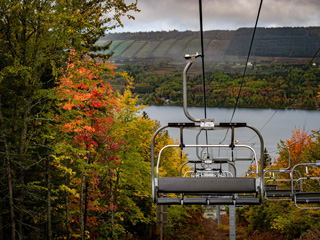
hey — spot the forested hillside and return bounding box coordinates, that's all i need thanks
[98,27,320,63]
[116,62,320,109]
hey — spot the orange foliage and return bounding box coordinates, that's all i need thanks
[276,127,312,169]
[54,50,126,237]
[55,49,120,150]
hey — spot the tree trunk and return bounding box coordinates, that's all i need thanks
[17,97,32,239]
[83,181,89,238]
[80,173,85,240]
[111,191,114,240]
[80,151,90,240]
[7,162,16,240]
[0,213,3,240]
[108,158,114,240]
[1,103,16,240]
[65,174,70,240]
[47,159,52,240]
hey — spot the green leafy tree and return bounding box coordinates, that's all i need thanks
[0,1,138,239]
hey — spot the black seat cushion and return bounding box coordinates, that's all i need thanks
[157,177,256,194]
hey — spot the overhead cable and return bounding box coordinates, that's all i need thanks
[199,0,207,119]
[219,0,264,144]
[230,0,263,122]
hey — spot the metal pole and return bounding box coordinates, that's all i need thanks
[160,205,163,240]
[229,205,236,240]
[216,205,220,227]
[229,133,236,240]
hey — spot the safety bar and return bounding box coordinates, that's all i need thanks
[156,145,259,178]
[179,160,237,177]
[183,170,234,178]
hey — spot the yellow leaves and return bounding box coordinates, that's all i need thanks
[27,181,47,192]
[52,154,77,175]
[133,190,150,199]
[59,184,79,198]
[59,165,75,176]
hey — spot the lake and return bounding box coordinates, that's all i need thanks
[143,106,320,176]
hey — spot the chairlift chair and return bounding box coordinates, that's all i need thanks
[264,169,302,200]
[291,161,320,209]
[151,53,265,206]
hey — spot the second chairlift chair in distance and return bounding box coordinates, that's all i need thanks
[151,53,265,206]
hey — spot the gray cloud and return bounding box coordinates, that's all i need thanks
[111,0,320,32]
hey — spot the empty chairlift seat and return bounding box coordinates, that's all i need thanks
[264,169,302,200]
[156,177,261,206]
[291,162,320,209]
[151,121,265,207]
[264,182,296,198]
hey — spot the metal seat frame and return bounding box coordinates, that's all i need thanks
[264,169,302,201]
[291,162,320,209]
[151,123,265,206]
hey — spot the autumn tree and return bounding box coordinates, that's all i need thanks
[276,127,312,169]
[51,51,192,239]
[0,1,138,239]
[53,50,124,238]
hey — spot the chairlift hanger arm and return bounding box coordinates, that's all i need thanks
[183,53,205,122]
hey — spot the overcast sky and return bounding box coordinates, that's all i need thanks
[110,0,320,33]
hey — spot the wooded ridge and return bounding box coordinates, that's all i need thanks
[99,27,320,62]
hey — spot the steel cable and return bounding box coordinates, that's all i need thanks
[219,0,264,144]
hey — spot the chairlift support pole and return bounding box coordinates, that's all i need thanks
[228,125,236,240]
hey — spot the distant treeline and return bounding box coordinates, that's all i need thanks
[100,27,320,61]
[103,29,234,41]
[115,63,320,110]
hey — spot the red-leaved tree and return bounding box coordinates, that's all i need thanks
[53,50,129,239]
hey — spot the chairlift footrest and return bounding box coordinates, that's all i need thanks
[183,197,207,205]
[265,184,278,191]
[235,198,261,205]
[209,198,233,205]
[295,192,320,204]
[265,190,293,198]
[156,196,261,206]
[157,198,181,205]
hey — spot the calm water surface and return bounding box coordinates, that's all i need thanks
[143,106,320,175]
